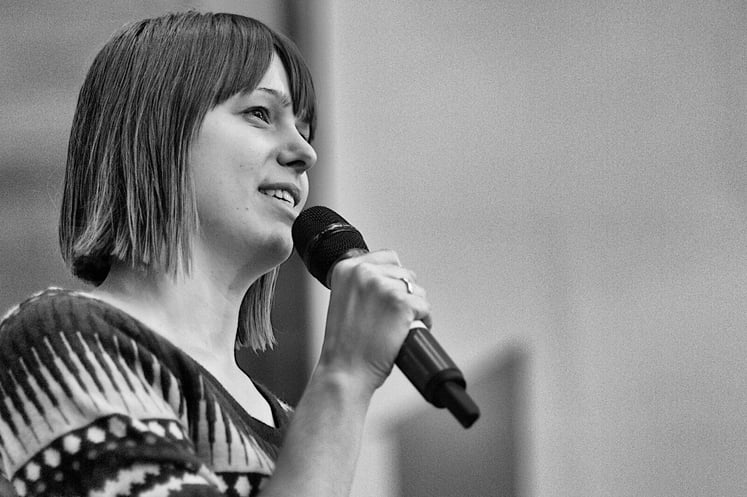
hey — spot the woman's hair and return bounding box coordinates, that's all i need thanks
[59,11,316,350]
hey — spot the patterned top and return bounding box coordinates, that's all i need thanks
[0,288,292,496]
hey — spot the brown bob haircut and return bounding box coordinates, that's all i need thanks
[59,11,316,350]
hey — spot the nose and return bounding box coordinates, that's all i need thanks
[278,129,317,173]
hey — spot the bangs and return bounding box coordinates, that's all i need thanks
[207,14,317,141]
[207,14,274,106]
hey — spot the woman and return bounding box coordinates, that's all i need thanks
[0,11,430,497]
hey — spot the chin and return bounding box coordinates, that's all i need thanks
[260,233,295,266]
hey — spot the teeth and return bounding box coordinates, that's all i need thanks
[262,189,294,205]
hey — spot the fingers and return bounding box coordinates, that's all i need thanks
[333,250,420,295]
[330,249,431,327]
[333,249,413,280]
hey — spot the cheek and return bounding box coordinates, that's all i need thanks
[192,114,259,169]
[191,140,262,195]
[193,177,232,227]
[190,154,246,222]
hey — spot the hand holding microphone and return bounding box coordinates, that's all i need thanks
[292,206,480,428]
[321,249,432,395]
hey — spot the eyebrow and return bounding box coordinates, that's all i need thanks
[255,87,292,108]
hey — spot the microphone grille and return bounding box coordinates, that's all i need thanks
[292,206,368,287]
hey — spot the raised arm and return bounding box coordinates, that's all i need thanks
[260,250,430,497]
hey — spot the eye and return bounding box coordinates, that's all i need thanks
[244,107,270,123]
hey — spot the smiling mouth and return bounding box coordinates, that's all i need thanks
[260,188,296,207]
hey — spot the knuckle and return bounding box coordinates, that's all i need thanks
[385,290,410,311]
[332,256,357,275]
[377,248,401,265]
[353,261,377,280]
[349,262,383,292]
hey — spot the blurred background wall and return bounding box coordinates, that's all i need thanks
[2,1,746,497]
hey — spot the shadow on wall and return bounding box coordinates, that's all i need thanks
[394,348,525,497]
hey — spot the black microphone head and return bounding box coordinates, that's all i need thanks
[292,206,368,287]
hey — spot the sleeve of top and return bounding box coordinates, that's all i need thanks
[0,292,230,497]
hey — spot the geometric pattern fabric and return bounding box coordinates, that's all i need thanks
[0,289,292,496]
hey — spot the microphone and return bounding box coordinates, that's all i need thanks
[292,206,480,428]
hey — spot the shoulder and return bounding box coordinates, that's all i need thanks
[1,287,160,351]
[0,288,92,349]
[0,290,222,493]
[0,287,184,389]
[0,287,190,424]
[2,287,112,333]
[1,287,73,325]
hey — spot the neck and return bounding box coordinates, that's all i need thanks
[89,248,268,369]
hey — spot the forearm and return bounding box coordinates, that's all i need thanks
[260,365,373,497]
[260,250,430,496]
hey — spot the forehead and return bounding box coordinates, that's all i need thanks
[257,55,290,91]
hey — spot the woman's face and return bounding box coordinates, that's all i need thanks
[189,55,317,272]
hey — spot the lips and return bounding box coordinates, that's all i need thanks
[259,184,300,207]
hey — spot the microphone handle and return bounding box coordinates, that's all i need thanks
[396,324,480,428]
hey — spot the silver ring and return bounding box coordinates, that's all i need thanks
[400,277,414,294]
